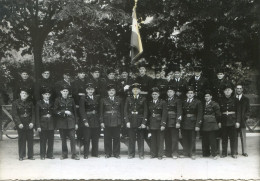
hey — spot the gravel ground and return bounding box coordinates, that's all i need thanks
[0,133,259,180]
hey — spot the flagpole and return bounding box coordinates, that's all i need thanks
[133,0,138,10]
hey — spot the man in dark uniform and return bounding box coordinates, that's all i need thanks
[39,67,54,98]
[164,86,182,159]
[12,88,35,161]
[153,68,168,100]
[117,67,135,99]
[201,90,221,159]
[219,84,241,158]
[72,67,87,146]
[86,66,102,96]
[135,64,153,148]
[55,69,73,98]
[148,87,167,160]
[36,87,55,160]
[54,85,79,160]
[100,84,123,158]
[172,65,188,100]
[181,86,203,160]
[188,66,209,101]
[235,83,250,157]
[212,67,232,102]
[124,83,148,159]
[12,68,34,101]
[79,83,100,159]
[135,64,153,99]
[100,68,119,98]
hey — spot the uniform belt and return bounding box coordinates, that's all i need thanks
[140,91,148,95]
[222,111,235,115]
[20,115,30,118]
[185,114,195,117]
[168,111,176,114]
[204,114,215,117]
[105,110,118,114]
[42,114,52,118]
[131,111,139,115]
[86,110,96,114]
[152,113,160,117]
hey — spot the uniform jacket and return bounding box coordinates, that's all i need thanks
[99,96,123,127]
[153,78,168,99]
[188,76,209,100]
[72,78,86,105]
[212,78,233,101]
[172,78,188,95]
[236,95,250,128]
[117,77,135,98]
[35,100,55,130]
[166,97,182,128]
[202,100,221,131]
[12,98,35,130]
[54,97,78,129]
[124,95,148,128]
[79,95,100,128]
[219,96,241,126]
[135,75,153,93]
[148,99,167,130]
[181,98,203,130]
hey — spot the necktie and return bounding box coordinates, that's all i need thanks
[90,96,93,100]
[154,100,156,104]
[110,97,114,101]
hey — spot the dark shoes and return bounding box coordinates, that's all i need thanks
[114,155,120,159]
[220,155,227,158]
[231,155,237,159]
[242,153,248,157]
[191,156,196,160]
[84,156,88,159]
[28,157,35,160]
[158,157,163,160]
[139,156,144,160]
[19,157,23,161]
[72,155,80,160]
[47,156,55,159]
[128,156,134,159]
[105,155,111,158]
[60,156,68,160]
[41,157,45,160]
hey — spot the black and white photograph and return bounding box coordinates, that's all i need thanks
[0,0,259,180]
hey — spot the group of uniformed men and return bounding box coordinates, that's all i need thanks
[11,63,250,161]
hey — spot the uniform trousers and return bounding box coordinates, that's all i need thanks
[150,129,164,157]
[39,130,54,158]
[104,126,120,157]
[221,126,236,156]
[165,127,179,156]
[83,127,100,157]
[202,131,217,157]
[59,129,77,157]
[17,128,34,159]
[234,128,247,154]
[128,128,144,157]
[181,129,196,156]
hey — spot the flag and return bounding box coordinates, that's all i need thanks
[130,7,143,62]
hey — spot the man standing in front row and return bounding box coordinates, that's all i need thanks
[100,84,123,158]
[165,86,182,159]
[12,88,35,161]
[235,83,250,157]
[148,87,167,160]
[181,86,202,160]
[54,86,79,160]
[124,83,148,159]
[219,84,241,158]
[79,83,100,159]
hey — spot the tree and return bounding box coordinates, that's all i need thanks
[0,0,130,100]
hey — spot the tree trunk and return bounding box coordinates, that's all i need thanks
[32,38,44,102]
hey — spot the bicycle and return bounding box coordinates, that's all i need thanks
[1,105,18,139]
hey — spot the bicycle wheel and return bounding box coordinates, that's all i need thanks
[246,118,260,133]
[3,120,18,139]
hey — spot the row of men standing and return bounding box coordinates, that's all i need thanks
[11,64,250,160]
